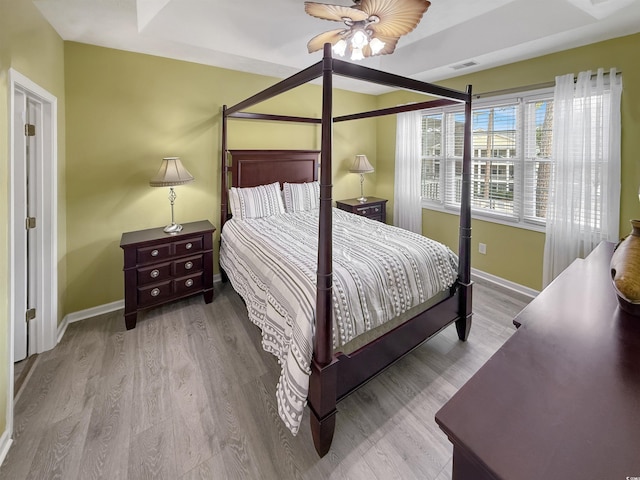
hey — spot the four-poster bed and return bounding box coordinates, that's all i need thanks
[219,44,473,457]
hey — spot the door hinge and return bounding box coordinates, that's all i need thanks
[26,217,36,229]
[25,123,36,137]
[26,308,36,322]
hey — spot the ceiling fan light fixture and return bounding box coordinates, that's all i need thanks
[333,39,348,56]
[369,37,385,55]
[332,28,382,60]
[351,47,365,61]
[351,29,369,49]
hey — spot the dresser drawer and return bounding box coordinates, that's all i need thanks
[367,213,385,223]
[137,244,172,264]
[355,205,383,216]
[175,236,203,256]
[336,198,387,223]
[173,255,203,277]
[137,262,172,285]
[174,273,203,295]
[138,280,173,307]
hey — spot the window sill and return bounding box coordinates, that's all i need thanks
[421,201,546,234]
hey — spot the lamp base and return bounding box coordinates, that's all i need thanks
[357,173,368,203]
[163,223,183,234]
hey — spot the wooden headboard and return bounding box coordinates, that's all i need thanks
[221,149,320,227]
[229,149,320,188]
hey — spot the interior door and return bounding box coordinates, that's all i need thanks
[13,91,41,362]
[26,98,40,357]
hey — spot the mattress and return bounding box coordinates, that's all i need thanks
[219,208,458,435]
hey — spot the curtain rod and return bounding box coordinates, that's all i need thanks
[474,70,621,99]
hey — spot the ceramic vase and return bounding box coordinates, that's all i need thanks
[610,219,640,316]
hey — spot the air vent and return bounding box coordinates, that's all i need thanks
[450,61,478,71]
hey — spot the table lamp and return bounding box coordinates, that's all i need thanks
[350,154,374,202]
[149,157,194,233]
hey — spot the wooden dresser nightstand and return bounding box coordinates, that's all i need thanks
[336,197,387,223]
[120,220,215,330]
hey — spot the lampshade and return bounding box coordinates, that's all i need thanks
[350,155,374,174]
[149,157,194,187]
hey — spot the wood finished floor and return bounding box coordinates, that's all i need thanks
[2,281,528,480]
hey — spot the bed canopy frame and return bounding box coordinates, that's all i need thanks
[220,44,473,457]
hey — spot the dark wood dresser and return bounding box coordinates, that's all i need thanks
[336,197,387,222]
[435,241,640,480]
[120,220,215,329]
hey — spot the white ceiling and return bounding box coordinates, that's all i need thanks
[34,0,640,94]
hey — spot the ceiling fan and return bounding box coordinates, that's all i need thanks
[305,0,431,61]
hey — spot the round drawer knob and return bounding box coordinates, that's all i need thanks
[151,249,159,257]
[150,269,160,278]
[185,279,194,287]
[185,261,193,270]
[186,242,193,250]
[150,288,160,297]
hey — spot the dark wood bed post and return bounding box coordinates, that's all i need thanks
[221,105,229,228]
[309,43,338,458]
[456,85,473,341]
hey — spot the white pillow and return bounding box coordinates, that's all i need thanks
[229,182,285,219]
[283,181,320,213]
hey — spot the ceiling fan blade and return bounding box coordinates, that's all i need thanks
[307,29,346,53]
[304,2,369,22]
[361,0,430,37]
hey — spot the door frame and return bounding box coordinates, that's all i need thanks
[7,68,58,426]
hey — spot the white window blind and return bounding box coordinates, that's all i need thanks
[421,113,443,202]
[470,103,519,218]
[523,98,553,224]
[443,112,463,207]
[421,89,555,229]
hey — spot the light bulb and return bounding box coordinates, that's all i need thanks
[332,40,347,57]
[369,37,385,55]
[351,47,365,61]
[351,30,369,49]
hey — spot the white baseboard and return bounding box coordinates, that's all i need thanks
[0,428,13,468]
[57,317,68,344]
[65,299,125,324]
[58,299,124,343]
[471,268,539,302]
[57,273,223,341]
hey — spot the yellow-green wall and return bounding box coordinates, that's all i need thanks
[377,33,640,290]
[64,42,378,312]
[0,0,66,447]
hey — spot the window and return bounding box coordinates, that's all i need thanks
[421,90,554,229]
[421,113,443,202]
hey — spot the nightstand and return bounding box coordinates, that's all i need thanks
[336,197,387,223]
[120,220,215,330]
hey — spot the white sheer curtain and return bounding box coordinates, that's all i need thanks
[394,110,422,234]
[542,68,622,287]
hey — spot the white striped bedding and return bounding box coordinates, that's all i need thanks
[219,208,458,435]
